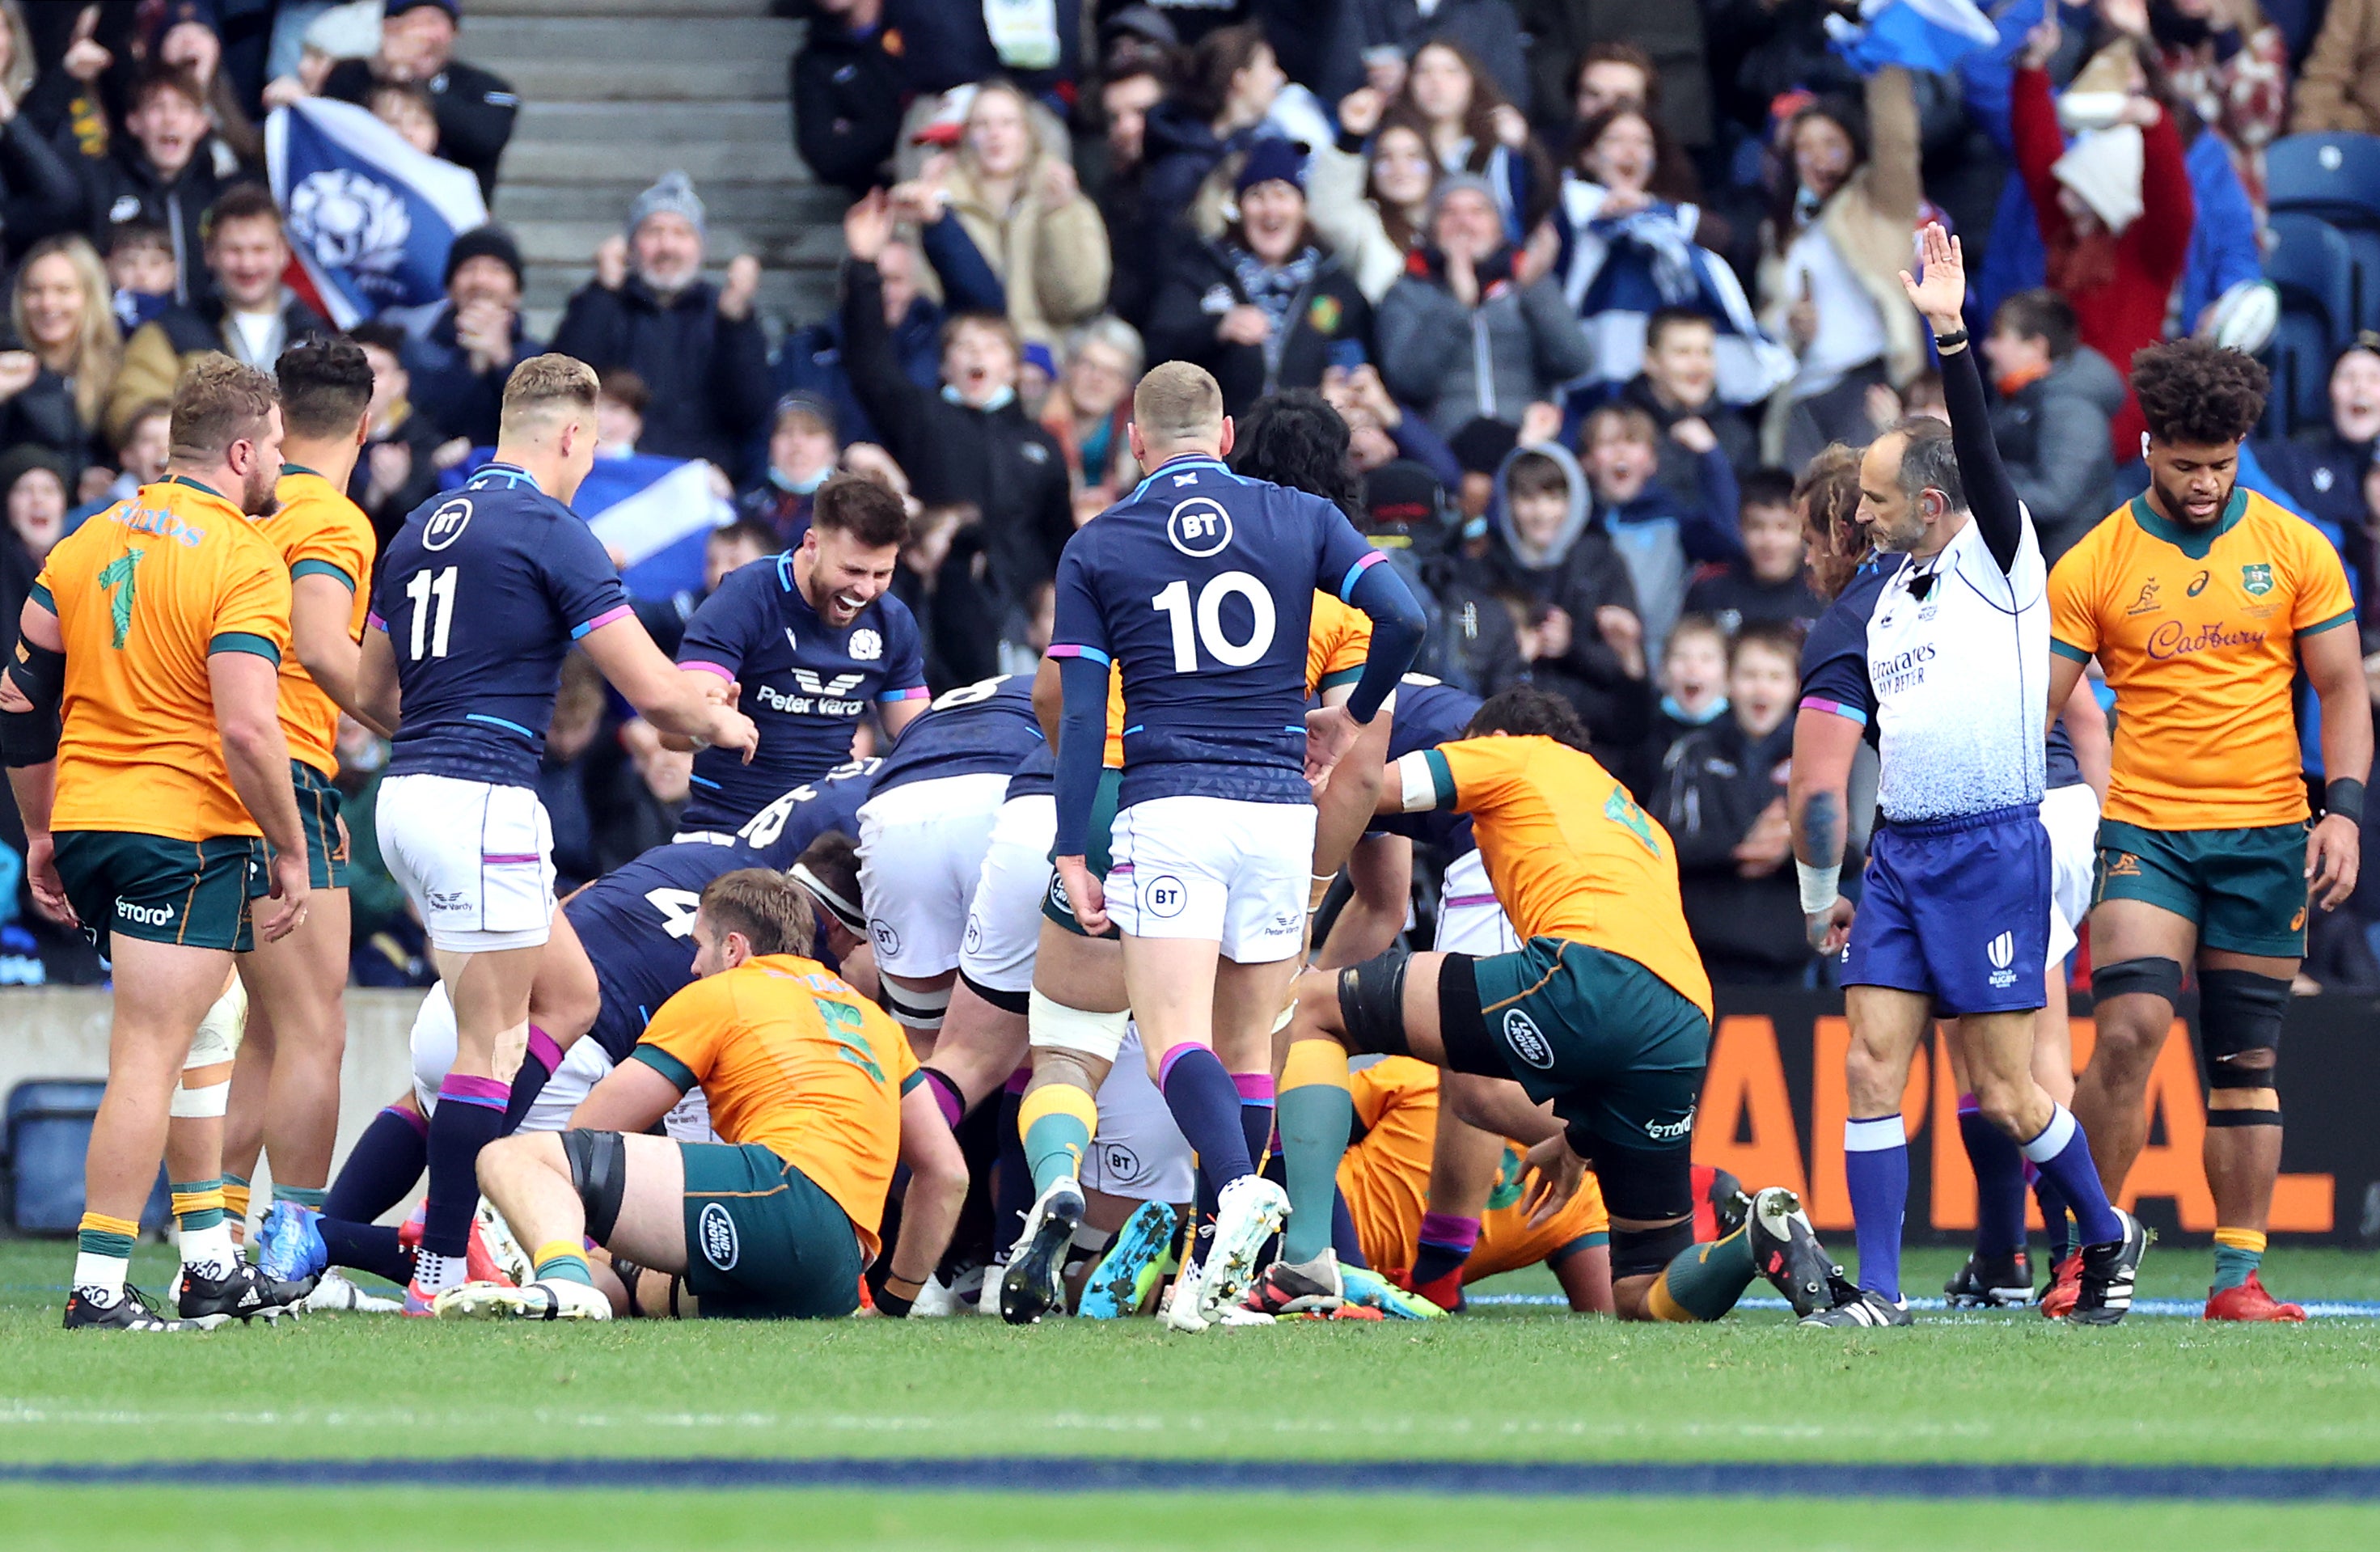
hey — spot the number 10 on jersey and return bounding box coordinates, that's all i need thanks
[1151,571,1275,671]
[404,565,457,660]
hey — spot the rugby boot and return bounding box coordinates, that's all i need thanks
[1707,1166,1752,1237]
[473,1197,535,1287]
[304,1268,404,1313]
[2204,1271,2306,1323]
[64,1285,190,1331]
[1945,1249,2034,1309]
[436,1278,611,1321]
[1338,1264,1444,1319]
[255,1200,329,1285]
[2067,1208,2150,1326]
[176,1260,309,1328]
[1190,1175,1288,1326]
[1799,1288,1913,1329]
[1245,1249,1344,1317]
[999,1177,1084,1325]
[2040,1250,2083,1319]
[1079,1200,1177,1319]
[1748,1187,1853,1319]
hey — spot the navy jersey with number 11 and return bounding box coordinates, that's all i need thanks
[371,463,632,789]
[1049,454,1384,806]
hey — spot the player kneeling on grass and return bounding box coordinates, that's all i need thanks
[442,869,968,1321]
[1263,687,1860,1323]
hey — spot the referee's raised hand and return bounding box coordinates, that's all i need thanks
[1896,222,1967,336]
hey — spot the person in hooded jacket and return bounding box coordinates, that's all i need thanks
[1143,137,1372,418]
[1487,439,1648,761]
[1982,287,2124,564]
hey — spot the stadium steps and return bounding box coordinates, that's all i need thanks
[461,0,840,338]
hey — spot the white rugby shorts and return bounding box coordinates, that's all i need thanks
[1080,1023,1195,1205]
[2041,781,2101,970]
[1432,848,1520,958]
[960,793,1055,996]
[412,990,717,1143]
[1105,794,1314,961]
[856,772,1010,981]
[377,772,555,954]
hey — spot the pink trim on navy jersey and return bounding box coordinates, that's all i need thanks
[878,685,929,701]
[1045,644,1110,665]
[1799,695,1869,726]
[571,604,634,640]
[680,659,736,682]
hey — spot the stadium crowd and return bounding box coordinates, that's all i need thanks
[0,0,2372,1332]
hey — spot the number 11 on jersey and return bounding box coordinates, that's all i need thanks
[405,565,457,660]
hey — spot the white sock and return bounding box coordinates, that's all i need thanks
[73,1249,129,1302]
[179,1222,237,1279]
[414,1250,469,1295]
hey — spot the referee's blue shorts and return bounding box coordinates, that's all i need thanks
[1841,802,2049,1017]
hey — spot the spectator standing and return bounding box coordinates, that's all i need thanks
[1092,57,1171,326]
[1038,315,1142,517]
[930,79,1112,348]
[1579,401,1743,653]
[2290,0,2380,132]
[790,0,903,197]
[2260,336,2380,587]
[1355,455,1529,696]
[1342,0,1533,112]
[552,171,774,478]
[1520,8,1712,156]
[839,189,1072,646]
[0,235,121,488]
[740,392,839,549]
[106,184,327,444]
[319,0,518,199]
[1682,467,1825,638]
[0,3,86,266]
[1642,611,1732,773]
[1756,72,1930,472]
[1144,139,1371,417]
[1488,441,1649,757]
[1137,24,1287,262]
[393,224,539,447]
[347,319,449,547]
[2125,0,2289,217]
[1982,287,2123,563]
[77,63,231,306]
[1307,100,1437,303]
[1655,623,1808,985]
[137,1,261,168]
[1391,38,1549,240]
[1613,310,1762,499]
[1376,175,1589,439]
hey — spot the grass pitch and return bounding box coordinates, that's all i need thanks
[5,1241,2378,1549]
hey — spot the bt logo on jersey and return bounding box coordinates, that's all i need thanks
[1166,498,1233,558]
[422,497,472,552]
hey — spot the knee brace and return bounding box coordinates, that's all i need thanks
[1025,987,1130,1062]
[560,1127,627,1242]
[2197,967,2289,1091]
[881,979,952,1034]
[2090,956,2185,1006]
[1609,1217,1695,1283]
[1335,949,1412,1058]
[169,1076,230,1119]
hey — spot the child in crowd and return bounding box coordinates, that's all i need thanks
[1682,467,1824,638]
[595,370,649,459]
[1579,403,1741,653]
[1490,442,1648,763]
[740,393,839,548]
[104,222,179,334]
[1638,611,1731,789]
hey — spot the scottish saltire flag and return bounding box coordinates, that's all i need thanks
[266,99,487,328]
[444,450,733,600]
[1825,0,2001,76]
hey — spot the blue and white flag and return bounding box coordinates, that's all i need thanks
[1826,0,2002,77]
[266,98,487,328]
[444,450,734,601]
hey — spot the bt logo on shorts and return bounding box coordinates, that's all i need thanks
[697,1201,739,1271]
[1985,930,2017,989]
[1143,875,1187,918]
[115,898,174,927]
[1101,1141,1142,1181]
[962,918,983,954]
[1502,1009,1555,1070]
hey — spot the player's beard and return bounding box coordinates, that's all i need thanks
[239,459,278,516]
[2149,467,2234,530]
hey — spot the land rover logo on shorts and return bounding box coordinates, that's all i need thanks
[422,497,473,552]
[698,1202,738,1270]
[1166,497,1232,558]
[1502,1009,1554,1069]
[2241,562,2274,596]
[1144,876,1187,917]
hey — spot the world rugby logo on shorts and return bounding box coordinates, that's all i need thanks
[422,497,472,552]
[1165,497,1232,557]
[1502,1009,1555,1069]
[1145,876,1187,918]
[697,1202,738,1270]
[1986,931,2017,989]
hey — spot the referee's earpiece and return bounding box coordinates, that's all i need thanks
[2142,432,2152,460]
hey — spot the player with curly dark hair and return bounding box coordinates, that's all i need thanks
[2044,338,2374,1322]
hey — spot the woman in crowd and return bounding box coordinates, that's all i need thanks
[938,79,1113,349]
[0,442,68,652]
[1038,314,1143,517]
[1755,70,1928,472]
[1308,101,1439,303]
[1138,24,1287,257]
[1144,139,1373,419]
[0,235,123,488]
[1392,38,1549,243]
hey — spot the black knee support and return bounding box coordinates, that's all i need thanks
[1609,1218,1696,1283]
[2197,968,2289,1089]
[1337,949,1413,1058]
[2205,1108,2284,1127]
[561,1127,627,1243]
[1583,1135,1698,1224]
[2091,956,2185,1005]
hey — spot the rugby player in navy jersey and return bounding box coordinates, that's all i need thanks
[855,675,1043,1042]
[357,355,760,1315]
[311,766,876,1296]
[672,474,928,834]
[1038,362,1426,1331]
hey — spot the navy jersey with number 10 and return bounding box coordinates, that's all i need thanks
[371,463,632,789]
[1049,454,1384,806]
